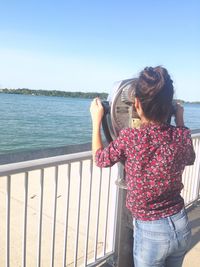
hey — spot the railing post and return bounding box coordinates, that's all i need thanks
[194,138,200,205]
[114,165,134,267]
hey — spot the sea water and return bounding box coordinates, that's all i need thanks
[0,93,199,154]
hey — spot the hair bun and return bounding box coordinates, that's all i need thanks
[140,66,164,97]
[143,67,162,84]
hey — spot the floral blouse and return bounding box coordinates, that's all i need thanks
[95,123,196,221]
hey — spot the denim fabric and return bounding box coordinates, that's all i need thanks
[133,209,191,267]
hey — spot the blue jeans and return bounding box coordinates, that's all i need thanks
[133,209,191,267]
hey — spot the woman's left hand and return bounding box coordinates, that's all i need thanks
[90,98,104,126]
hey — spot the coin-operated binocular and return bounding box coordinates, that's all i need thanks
[101,78,177,189]
[102,78,140,144]
[101,78,140,189]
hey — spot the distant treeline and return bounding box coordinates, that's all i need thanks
[0,88,199,104]
[0,88,108,100]
[174,99,200,104]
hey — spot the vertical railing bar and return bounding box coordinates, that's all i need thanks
[186,165,192,204]
[194,139,200,202]
[63,163,71,267]
[6,175,11,267]
[37,169,44,267]
[22,172,29,267]
[51,165,59,267]
[74,161,83,267]
[112,167,120,252]
[184,172,189,203]
[103,167,112,255]
[184,166,190,204]
[195,138,200,195]
[191,138,197,203]
[187,139,195,204]
[192,139,198,201]
[182,170,186,202]
[195,165,200,201]
[188,164,193,202]
[188,167,193,202]
[83,159,93,266]
[94,168,103,260]
[197,138,200,191]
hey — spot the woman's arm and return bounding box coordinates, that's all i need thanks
[175,103,196,165]
[90,98,104,161]
[174,103,184,127]
[90,97,127,167]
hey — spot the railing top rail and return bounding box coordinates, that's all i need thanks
[0,130,199,177]
[191,129,200,135]
[191,132,200,138]
[0,151,92,176]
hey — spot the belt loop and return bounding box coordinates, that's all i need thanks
[181,208,186,215]
[168,216,176,230]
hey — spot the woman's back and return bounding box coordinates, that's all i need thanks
[119,123,195,220]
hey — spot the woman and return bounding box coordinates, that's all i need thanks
[90,66,195,267]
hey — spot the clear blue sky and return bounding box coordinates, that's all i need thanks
[0,0,199,101]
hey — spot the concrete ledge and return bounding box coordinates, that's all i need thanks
[0,142,92,165]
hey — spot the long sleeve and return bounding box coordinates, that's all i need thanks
[95,128,128,168]
[182,128,196,166]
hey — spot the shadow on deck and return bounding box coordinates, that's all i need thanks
[183,202,200,267]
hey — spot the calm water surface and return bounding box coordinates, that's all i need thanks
[0,93,199,154]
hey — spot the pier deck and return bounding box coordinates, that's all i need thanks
[183,203,200,267]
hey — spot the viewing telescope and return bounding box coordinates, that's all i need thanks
[101,78,177,188]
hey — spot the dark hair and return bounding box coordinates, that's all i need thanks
[135,66,174,123]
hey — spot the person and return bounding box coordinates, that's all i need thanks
[90,66,196,267]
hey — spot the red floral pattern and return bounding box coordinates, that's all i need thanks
[95,123,195,221]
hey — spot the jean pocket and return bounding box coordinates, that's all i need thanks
[134,228,169,265]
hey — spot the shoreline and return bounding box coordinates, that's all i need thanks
[0,89,108,100]
[0,90,200,104]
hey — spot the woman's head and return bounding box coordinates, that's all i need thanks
[134,66,174,123]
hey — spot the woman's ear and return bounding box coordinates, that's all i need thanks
[134,97,143,118]
[134,97,140,111]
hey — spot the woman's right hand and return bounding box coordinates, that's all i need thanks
[90,98,104,127]
[175,103,184,127]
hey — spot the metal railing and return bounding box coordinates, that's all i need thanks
[0,152,119,267]
[182,131,200,207]
[0,131,200,267]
